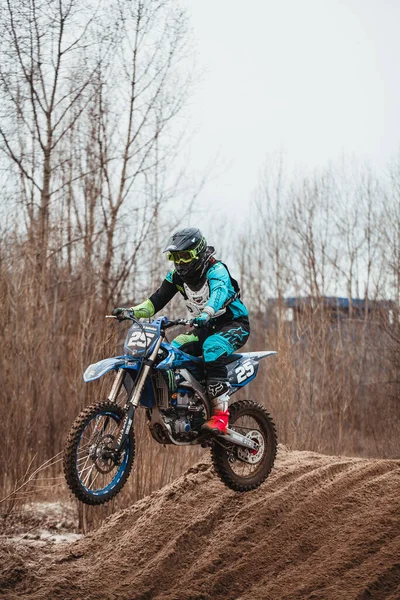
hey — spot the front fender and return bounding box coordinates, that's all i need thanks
[83,356,140,382]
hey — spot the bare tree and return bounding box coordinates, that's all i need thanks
[0,0,197,524]
[89,0,192,305]
[0,0,108,280]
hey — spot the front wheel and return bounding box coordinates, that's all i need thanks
[63,401,135,505]
[211,400,277,492]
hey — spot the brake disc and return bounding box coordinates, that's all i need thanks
[237,430,264,464]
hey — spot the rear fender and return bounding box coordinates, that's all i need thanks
[227,351,277,388]
[240,351,277,361]
[83,356,140,382]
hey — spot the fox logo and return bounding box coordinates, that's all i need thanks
[208,381,225,397]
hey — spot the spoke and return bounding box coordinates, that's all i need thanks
[93,415,109,436]
[82,463,96,486]
[81,430,101,445]
[108,423,119,436]
[77,455,91,464]
[78,461,96,476]
[78,438,92,448]
[78,454,92,477]
[88,469,101,490]
[77,440,92,453]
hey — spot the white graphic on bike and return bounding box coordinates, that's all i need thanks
[235,361,255,383]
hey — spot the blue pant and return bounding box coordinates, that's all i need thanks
[171,317,250,379]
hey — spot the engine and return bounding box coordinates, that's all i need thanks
[148,372,207,444]
[163,386,205,439]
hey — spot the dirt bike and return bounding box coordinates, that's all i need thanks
[63,312,278,505]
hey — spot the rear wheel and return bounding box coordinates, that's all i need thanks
[63,401,135,505]
[211,400,277,492]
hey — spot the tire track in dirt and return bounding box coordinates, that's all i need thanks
[1,446,399,600]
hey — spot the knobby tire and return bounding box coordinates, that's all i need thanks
[211,399,277,492]
[63,401,135,506]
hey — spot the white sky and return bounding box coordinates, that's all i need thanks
[179,0,400,229]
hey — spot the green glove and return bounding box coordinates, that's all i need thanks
[130,298,155,319]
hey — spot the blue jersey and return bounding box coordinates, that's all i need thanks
[150,261,248,322]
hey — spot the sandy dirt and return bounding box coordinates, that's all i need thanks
[1,446,399,600]
[0,502,82,547]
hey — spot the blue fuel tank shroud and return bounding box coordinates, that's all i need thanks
[156,342,204,380]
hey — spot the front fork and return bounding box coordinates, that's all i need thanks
[113,337,163,452]
[107,368,125,403]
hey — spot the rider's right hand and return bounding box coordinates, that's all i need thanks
[111,307,132,321]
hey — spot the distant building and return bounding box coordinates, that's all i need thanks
[268,296,393,324]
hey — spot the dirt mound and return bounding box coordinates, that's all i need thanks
[1,446,399,600]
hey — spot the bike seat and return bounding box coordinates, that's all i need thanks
[224,353,243,364]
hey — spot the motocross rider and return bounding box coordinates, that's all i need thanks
[112,228,250,434]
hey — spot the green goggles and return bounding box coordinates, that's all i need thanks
[166,249,199,264]
[166,237,207,264]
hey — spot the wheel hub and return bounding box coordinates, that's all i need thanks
[89,434,118,474]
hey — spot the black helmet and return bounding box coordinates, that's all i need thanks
[163,228,211,283]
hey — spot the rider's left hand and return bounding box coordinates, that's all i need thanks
[190,312,211,328]
[111,307,132,321]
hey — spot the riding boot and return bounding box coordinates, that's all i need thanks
[202,379,230,434]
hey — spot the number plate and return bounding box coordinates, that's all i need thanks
[125,324,158,353]
[227,358,257,386]
[235,360,255,383]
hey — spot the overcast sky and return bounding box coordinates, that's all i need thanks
[178,0,400,230]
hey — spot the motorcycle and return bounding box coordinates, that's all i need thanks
[63,312,278,505]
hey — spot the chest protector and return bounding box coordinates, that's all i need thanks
[183,281,227,318]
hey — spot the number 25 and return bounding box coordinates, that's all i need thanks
[235,362,254,383]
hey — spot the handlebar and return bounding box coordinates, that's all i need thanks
[163,318,191,329]
[105,314,192,328]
